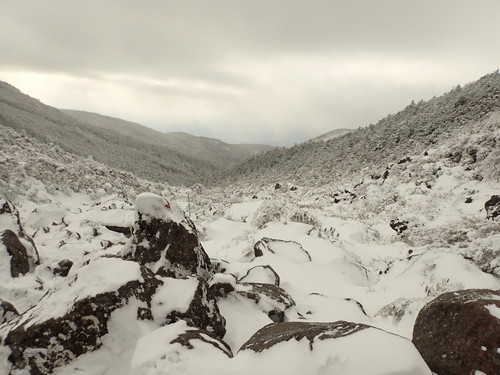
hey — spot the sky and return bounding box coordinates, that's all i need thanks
[1,1,499,146]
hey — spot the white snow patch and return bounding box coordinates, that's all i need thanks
[485,304,500,320]
[151,277,199,321]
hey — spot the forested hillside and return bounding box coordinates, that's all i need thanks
[63,110,273,169]
[221,71,499,188]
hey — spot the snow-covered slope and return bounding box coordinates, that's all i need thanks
[222,71,500,188]
[0,72,499,374]
[62,109,273,170]
[0,81,267,186]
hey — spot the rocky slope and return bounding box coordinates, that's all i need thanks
[0,81,270,186]
[0,71,499,374]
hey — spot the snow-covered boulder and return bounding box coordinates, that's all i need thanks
[129,321,232,375]
[238,321,431,375]
[209,273,238,299]
[122,193,212,279]
[0,299,19,324]
[253,237,311,262]
[151,275,226,339]
[1,258,162,375]
[0,198,39,272]
[239,265,280,286]
[412,289,500,375]
[485,195,499,220]
[237,282,295,323]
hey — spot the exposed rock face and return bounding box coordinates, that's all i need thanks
[412,289,500,375]
[152,276,226,339]
[0,299,19,324]
[1,229,30,277]
[239,265,280,286]
[0,198,40,271]
[240,321,369,352]
[237,283,295,323]
[253,237,311,262]
[2,258,162,375]
[122,193,212,279]
[390,219,409,234]
[485,195,499,220]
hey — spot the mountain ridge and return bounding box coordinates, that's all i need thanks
[0,81,271,186]
[218,71,500,188]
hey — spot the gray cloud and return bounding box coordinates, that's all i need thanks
[1,0,499,145]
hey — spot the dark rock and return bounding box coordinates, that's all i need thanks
[53,259,73,277]
[240,321,369,352]
[290,186,298,191]
[154,276,226,339]
[253,237,311,262]
[1,230,30,277]
[485,195,499,220]
[3,258,162,375]
[0,299,19,324]
[465,197,473,203]
[122,193,212,279]
[0,198,40,270]
[239,265,280,286]
[412,289,500,375]
[208,273,237,299]
[105,225,132,237]
[398,156,412,164]
[390,220,409,234]
[274,183,281,190]
[170,326,233,358]
[237,282,295,322]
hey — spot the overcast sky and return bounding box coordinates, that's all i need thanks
[1,1,499,145]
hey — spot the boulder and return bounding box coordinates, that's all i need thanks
[0,198,39,271]
[122,193,212,279]
[390,219,409,234]
[151,275,226,339]
[1,258,162,375]
[53,259,73,277]
[485,195,499,220]
[238,321,431,375]
[130,321,232,375]
[237,282,295,323]
[253,237,311,262]
[239,265,280,286]
[0,230,30,277]
[0,299,19,324]
[209,273,238,299]
[412,289,500,375]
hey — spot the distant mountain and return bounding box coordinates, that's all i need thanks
[0,81,271,186]
[62,110,273,170]
[220,71,500,188]
[308,128,353,143]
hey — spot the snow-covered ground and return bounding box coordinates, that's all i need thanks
[0,120,499,374]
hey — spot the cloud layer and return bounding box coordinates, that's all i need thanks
[1,0,499,145]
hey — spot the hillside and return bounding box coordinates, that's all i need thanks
[62,110,273,169]
[0,82,270,186]
[0,71,499,375]
[221,71,500,189]
[308,128,353,143]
